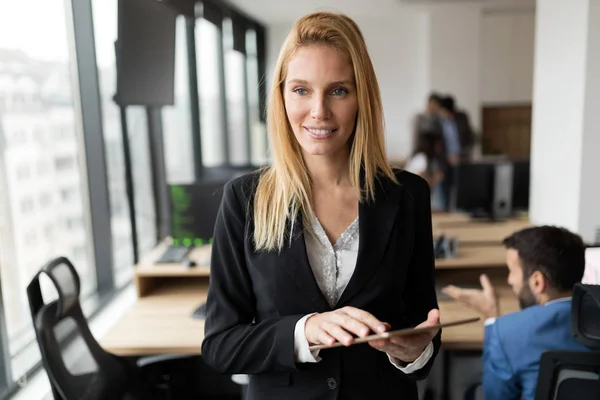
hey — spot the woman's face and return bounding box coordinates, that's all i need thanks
[283,45,358,158]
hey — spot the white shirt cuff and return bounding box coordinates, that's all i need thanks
[388,341,434,373]
[484,317,496,326]
[293,313,321,363]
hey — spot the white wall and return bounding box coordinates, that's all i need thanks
[266,11,428,161]
[428,6,482,130]
[481,10,536,104]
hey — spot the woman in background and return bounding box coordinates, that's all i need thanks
[405,131,445,189]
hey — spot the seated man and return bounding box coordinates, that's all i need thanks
[442,226,591,400]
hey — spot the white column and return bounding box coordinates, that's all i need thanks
[530,0,600,243]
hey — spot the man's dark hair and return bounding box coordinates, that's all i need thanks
[428,92,442,104]
[502,226,585,292]
[439,96,455,114]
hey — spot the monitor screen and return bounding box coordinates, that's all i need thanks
[512,160,530,210]
[583,247,600,285]
[168,181,227,246]
[454,162,495,215]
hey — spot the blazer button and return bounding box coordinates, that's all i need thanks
[326,377,338,390]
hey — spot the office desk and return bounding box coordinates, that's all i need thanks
[101,277,517,355]
[101,242,517,356]
[101,280,206,356]
[101,241,210,356]
[134,241,211,297]
[435,245,506,269]
[431,212,472,226]
[433,219,530,245]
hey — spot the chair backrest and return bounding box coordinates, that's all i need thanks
[571,283,600,349]
[535,284,600,400]
[535,350,600,400]
[27,257,130,400]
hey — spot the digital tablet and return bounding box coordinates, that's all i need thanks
[308,316,480,351]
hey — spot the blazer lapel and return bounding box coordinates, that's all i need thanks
[336,176,403,306]
[281,214,332,311]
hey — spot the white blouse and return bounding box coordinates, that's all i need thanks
[293,216,433,373]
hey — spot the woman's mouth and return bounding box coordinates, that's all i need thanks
[304,126,337,140]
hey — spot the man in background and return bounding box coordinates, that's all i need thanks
[455,108,475,162]
[438,96,461,210]
[413,93,443,148]
[442,226,591,400]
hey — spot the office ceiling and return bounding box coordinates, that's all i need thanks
[225,0,535,24]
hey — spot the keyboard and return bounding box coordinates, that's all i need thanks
[191,303,207,319]
[155,245,193,263]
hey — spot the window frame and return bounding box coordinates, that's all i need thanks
[192,0,267,175]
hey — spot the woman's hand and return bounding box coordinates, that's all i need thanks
[305,306,387,347]
[369,309,440,364]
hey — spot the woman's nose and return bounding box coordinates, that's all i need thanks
[310,95,331,120]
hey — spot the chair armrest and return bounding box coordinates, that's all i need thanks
[465,382,483,400]
[136,354,195,368]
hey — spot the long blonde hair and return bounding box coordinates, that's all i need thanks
[253,11,396,252]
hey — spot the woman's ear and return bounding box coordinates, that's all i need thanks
[528,270,547,296]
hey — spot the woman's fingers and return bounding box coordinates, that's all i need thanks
[306,308,390,347]
[317,330,336,347]
[329,312,371,338]
[339,307,387,334]
[322,320,355,346]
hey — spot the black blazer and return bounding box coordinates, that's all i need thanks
[202,168,441,400]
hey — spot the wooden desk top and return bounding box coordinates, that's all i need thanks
[101,280,206,356]
[435,245,506,269]
[101,228,519,356]
[433,219,531,245]
[101,278,519,355]
[431,212,472,225]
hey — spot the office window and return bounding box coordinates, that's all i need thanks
[127,107,157,256]
[196,18,226,166]
[223,18,249,166]
[15,165,30,181]
[92,0,134,287]
[54,155,75,171]
[162,16,194,183]
[0,0,96,382]
[39,192,52,208]
[246,29,268,165]
[23,230,37,246]
[10,130,27,146]
[19,198,34,214]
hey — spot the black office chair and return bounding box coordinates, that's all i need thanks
[535,284,600,400]
[27,256,199,400]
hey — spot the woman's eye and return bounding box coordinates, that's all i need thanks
[294,88,307,95]
[331,88,348,96]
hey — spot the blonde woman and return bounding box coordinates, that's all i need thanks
[202,11,441,399]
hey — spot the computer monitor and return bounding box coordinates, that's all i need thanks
[583,247,600,285]
[168,180,227,247]
[454,162,496,218]
[511,160,530,211]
